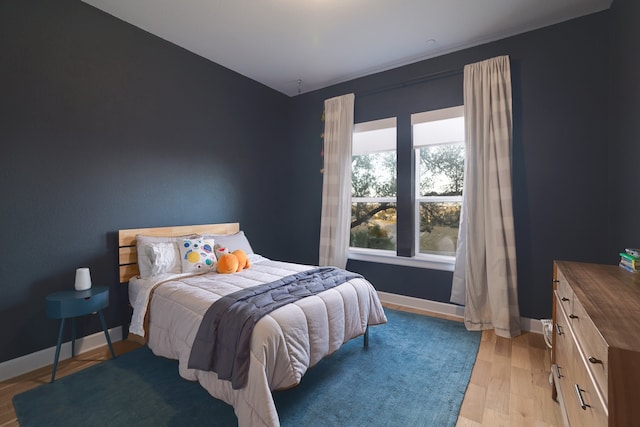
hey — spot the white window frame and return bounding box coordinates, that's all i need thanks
[412,105,464,270]
[348,107,464,272]
[350,117,398,259]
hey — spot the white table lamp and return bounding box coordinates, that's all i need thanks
[74,267,92,291]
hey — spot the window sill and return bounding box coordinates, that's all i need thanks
[348,248,455,272]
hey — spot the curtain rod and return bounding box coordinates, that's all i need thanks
[357,68,463,98]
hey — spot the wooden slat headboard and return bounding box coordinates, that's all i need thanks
[118,222,240,283]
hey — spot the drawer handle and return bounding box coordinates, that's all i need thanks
[561,297,570,302]
[552,279,559,283]
[555,324,563,336]
[574,384,590,410]
[588,356,603,364]
[553,364,563,379]
[569,314,579,319]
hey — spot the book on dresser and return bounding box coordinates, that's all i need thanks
[619,252,639,272]
[551,261,640,427]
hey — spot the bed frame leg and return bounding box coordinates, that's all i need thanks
[363,326,369,348]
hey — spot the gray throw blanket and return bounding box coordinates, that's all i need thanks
[187,267,361,389]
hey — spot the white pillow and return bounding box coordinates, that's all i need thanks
[149,242,181,276]
[136,234,196,278]
[178,237,217,273]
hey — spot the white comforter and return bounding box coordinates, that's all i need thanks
[129,255,387,427]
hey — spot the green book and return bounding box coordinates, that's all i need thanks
[619,252,640,261]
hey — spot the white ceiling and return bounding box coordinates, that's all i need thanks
[82,0,612,97]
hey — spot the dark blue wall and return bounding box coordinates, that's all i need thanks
[608,0,640,254]
[289,11,613,320]
[0,0,292,363]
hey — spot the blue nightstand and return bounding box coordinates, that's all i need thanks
[46,286,116,382]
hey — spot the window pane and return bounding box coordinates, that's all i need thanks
[352,151,397,197]
[350,202,397,250]
[419,202,461,256]
[353,125,396,155]
[418,144,464,196]
[413,116,464,147]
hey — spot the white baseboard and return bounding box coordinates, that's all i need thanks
[0,326,123,382]
[378,291,544,334]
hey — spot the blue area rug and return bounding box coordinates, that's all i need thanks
[13,309,480,426]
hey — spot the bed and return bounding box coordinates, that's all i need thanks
[118,223,387,427]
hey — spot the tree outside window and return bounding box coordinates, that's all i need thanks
[351,119,396,251]
[414,108,465,257]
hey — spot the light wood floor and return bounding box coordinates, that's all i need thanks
[456,324,563,426]
[0,306,563,427]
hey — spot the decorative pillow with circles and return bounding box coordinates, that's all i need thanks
[179,237,217,273]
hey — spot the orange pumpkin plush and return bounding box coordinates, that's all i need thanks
[216,249,250,274]
[217,253,239,274]
[232,249,250,271]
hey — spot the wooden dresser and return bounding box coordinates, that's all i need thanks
[551,261,640,427]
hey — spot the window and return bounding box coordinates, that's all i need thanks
[413,106,465,258]
[350,118,397,252]
[349,106,464,271]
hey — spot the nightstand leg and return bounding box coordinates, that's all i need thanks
[51,318,66,383]
[98,310,116,359]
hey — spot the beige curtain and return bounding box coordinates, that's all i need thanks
[451,56,521,338]
[319,93,355,268]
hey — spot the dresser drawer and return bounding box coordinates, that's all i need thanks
[555,270,574,312]
[553,292,573,382]
[569,296,608,404]
[565,351,608,427]
[553,292,574,427]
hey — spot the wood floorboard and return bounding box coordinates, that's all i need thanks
[0,306,563,426]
